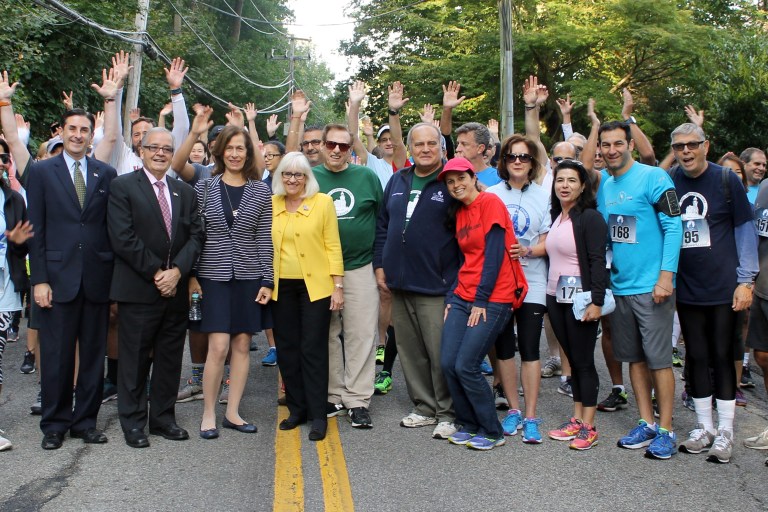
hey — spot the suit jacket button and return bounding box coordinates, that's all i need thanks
[307,273,311,277]
[300,253,305,257]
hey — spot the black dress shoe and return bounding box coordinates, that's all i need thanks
[308,419,327,441]
[149,423,189,441]
[42,431,65,450]
[124,428,150,448]
[222,417,257,433]
[70,428,108,444]
[279,416,307,431]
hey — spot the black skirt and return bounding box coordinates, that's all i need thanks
[196,277,273,334]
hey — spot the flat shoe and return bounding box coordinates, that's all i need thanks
[199,427,219,440]
[222,417,257,433]
[279,417,307,431]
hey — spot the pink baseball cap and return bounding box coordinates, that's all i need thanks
[437,157,475,181]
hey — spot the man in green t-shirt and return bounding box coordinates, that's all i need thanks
[313,124,383,429]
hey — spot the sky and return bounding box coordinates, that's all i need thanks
[285,0,357,82]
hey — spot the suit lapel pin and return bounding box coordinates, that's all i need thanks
[173,192,179,197]
[303,205,309,211]
[99,189,105,193]
[93,173,99,178]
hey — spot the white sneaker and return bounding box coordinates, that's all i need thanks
[400,413,438,428]
[743,426,768,450]
[0,430,12,451]
[432,421,458,439]
[707,429,733,464]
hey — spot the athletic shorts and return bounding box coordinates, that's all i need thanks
[747,296,768,352]
[611,292,675,370]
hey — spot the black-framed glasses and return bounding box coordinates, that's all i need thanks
[671,140,706,152]
[0,154,9,165]
[264,153,282,160]
[282,172,306,181]
[301,139,322,148]
[506,153,533,163]
[324,141,352,152]
[142,145,174,155]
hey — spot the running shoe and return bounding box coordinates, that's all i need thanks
[549,417,582,441]
[597,387,628,412]
[522,417,543,444]
[671,347,683,367]
[218,379,230,404]
[6,328,18,343]
[326,402,346,418]
[494,384,509,410]
[448,429,475,445]
[735,389,747,407]
[645,428,677,459]
[400,412,436,427]
[432,421,458,439]
[30,389,41,415]
[569,423,598,450]
[349,407,373,429]
[20,351,36,374]
[743,426,768,450]
[102,378,118,403]
[176,378,203,402]
[467,435,506,451]
[707,429,733,464]
[541,356,562,378]
[681,391,695,412]
[0,429,11,451]
[557,378,573,398]
[502,409,522,436]
[261,347,277,366]
[618,420,657,449]
[374,371,393,395]
[480,358,493,376]
[741,366,756,388]
[679,424,715,454]
[375,345,385,365]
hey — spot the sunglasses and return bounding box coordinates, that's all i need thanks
[671,140,706,152]
[324,141,351,152]
[301,139,322,148]
[0,154,9,165]
[506,153,533,163]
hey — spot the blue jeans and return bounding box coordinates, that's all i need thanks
[440,297,512,438]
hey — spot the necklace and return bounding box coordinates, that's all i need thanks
[222,182,241,218]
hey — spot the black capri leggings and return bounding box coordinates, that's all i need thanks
[495,302,546,361]
[546,295,600,407]
[677,302,736,400]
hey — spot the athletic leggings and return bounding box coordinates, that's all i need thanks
[495,302,546,361]
[546,296,600,407]
[0,311,13,385]
[676,302,736,400]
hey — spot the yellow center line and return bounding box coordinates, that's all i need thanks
[274,406,304,512]
[316,417,355,512]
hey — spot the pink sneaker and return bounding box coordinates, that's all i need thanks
[569,423,599,450]
[548,417,582,441]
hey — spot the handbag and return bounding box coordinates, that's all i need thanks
[572,289,616,320]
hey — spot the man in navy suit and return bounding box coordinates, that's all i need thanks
[107,127,203,448]
[27,108,117,450]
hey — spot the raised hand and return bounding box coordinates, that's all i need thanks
[388,81,410,111]
[244,102,258,123]
[158,102,173,117]
[487,118,499,138]
[523,76,539,106]
[266,114,282,138]
[191,105,214,135]
[587,98,600,126]
[684,104,704,127]
[129,108,141,122]
[348,80,366,106]
[621,88,634,119]
[0,71,18,101]
[94,111,104,130]
[225,102,244,128]
[90,68,118,100]
[111,50,132,88]
[291,90,311,116]
[556,94,574,117]
[420,103,435,123]
[361,116,374,136]
[442,81,465,109]
[164,57,188,90]
[62,90,74,110]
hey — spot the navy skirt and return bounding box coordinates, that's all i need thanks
[196,277,273,334]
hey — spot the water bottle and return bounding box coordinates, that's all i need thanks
[189,292,202,321]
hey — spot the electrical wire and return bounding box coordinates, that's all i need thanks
[220,0,274,36]
[247,0,289,36]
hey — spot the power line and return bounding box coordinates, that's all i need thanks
[219,0,274,36]
[247,0,289,36]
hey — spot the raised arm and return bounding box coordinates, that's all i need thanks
[386,81,408,167]
[172,104,213,182]
[91,67,120,163]
[285,90,311,153]
[582,98,599,178]
[157,102,172,129]
[440,80,465,136]
[361,116,376,152]
[0,71,29,174]
[347,80,368,164]
[621,88,655,165]
[556,93,575,140]
[244,102,265,179]
[164,57,190,147]
[523,76,549,166]
[266,114,282,141]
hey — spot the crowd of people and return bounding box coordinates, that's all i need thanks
[0,51,767,466]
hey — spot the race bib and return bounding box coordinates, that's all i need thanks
[756,208,768,238]
[556,275,582,304]
[608,214,637,244]
[682,218,711,248]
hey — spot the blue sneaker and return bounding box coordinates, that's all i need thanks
[261,347,277,366]
[467,435,506,451]
[480,358,493,376]
[617,420,657,449]
[448,430,475,445]
[522,417,543,444]
[502,409,522,436]
[645,428,677,460]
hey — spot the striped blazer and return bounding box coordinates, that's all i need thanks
[194,175,274,286]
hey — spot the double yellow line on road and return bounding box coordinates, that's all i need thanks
[273,407,354,511]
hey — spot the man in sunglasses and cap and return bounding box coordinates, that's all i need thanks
[313,124,383,429]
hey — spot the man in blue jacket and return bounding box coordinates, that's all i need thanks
[374,122,460,439]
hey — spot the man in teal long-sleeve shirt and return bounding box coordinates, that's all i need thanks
[598,121,683,460]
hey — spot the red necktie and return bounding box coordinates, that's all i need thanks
[154,181,172,239]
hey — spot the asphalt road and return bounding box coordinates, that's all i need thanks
[2,327,768,512]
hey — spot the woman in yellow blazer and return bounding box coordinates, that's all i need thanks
[272,152,344,441]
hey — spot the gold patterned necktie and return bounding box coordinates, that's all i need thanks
[74,161,86,208]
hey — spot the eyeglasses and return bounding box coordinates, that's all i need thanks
[0,154,9,165]
[301,139,322,148]
[506,153,533,163]
[671,140,706,152]
[143,145,174,155]
[324,141,352,152]
[264,153,282,160]
[552,156,569,163]
[282,172,306,181]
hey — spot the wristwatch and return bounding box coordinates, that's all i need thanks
[387,108,400,116]
[624,116,637,125]
[335,283,344,289]
[740,282,754,289]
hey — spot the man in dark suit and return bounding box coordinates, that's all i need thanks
[107,127,203,448]
[27,108,117,450]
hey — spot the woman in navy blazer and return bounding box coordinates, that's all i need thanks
[191,126,273,438]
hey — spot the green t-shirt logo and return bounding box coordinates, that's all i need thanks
[329,187,355,217]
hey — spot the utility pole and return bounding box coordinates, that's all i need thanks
[124,0,150,138]
[499,0,514,138]
[270,36,310,136]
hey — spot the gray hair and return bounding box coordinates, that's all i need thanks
[740,147,766,164]
[671,123,706,143]
[141,127,175,150]
[406,122,444,155]
[271,152,320,199]
[455,122,491,149]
